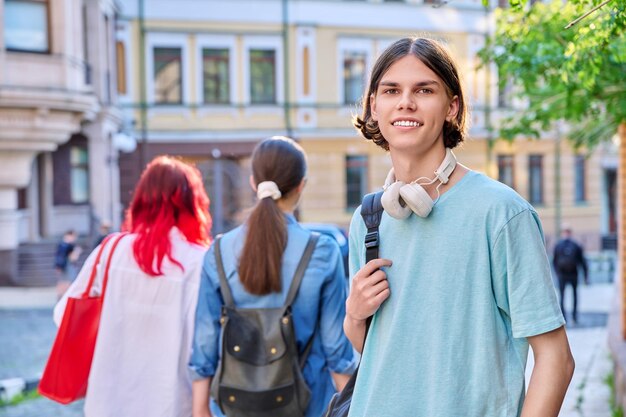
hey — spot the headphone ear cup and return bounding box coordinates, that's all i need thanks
[381,181,412,220]
[399,183,434,218]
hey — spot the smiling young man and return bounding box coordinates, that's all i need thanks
[344,37,574,417]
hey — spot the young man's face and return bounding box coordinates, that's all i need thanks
[370,55,458,156]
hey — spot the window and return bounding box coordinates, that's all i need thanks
[203,48,230,104]
[70,147,89,204]
[4,0,49,53]
[528,155,543,204]
[497,155,515,189]
[249,49,276,104]
[343,51,366,105]
[153,47,182,104]
[346,155,368,209]
[575,154,586,203]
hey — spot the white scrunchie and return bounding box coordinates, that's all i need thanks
[256,181,282,200]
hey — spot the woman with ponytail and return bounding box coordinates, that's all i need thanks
[190,137,356,417]
[53,156,212,417]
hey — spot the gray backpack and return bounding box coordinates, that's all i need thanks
[211,233,319,417]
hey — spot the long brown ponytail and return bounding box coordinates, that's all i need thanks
[239,137,306,295]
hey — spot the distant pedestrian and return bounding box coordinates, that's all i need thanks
[54,230,78,298]
[53,156,212,417]
[344,37,574,417]
[189,137,356,417]
[553,225,589,324]
[93,220,112,249]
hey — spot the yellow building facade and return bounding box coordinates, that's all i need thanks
[117,0,615,252]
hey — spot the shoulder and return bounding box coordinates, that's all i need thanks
[466,172,536,223]
[289,222,341,256]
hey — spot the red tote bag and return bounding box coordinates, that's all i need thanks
[38,232,127,404]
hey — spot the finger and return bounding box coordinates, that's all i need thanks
[360,258,392,276]
[373,288,391,305]
[365,279,389,299]
[361,269,388,286]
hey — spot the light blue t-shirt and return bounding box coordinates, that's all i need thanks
[347,171,564,417]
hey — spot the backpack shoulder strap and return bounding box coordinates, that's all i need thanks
[284,232,320,308]
[214,236,235,308]
[360,190,384,346]
[361,191,384,263]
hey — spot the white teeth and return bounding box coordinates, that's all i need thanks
[393,120,421,127]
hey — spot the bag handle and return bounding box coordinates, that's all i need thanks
[100,233,129,300]
[284,232,319,308]
[81,233,117,299]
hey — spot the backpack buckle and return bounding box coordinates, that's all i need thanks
[364,231,379,249]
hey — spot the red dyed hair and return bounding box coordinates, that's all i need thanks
[123,156,212,276]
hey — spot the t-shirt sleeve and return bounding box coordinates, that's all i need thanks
[490,209,565,338]
[348,207,366,283]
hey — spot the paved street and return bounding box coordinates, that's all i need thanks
[0,281,617,417]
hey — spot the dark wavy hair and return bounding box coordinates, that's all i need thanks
[123,156,212,276]
[353,37,468,151]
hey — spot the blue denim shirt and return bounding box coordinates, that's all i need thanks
[190,214,357,417]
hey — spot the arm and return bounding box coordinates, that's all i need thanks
[317,238,358,381]
[330,372,351,391]
[192,378,213,417]
[189,250,223,413]
[344,258,392,353]
[520,326,575,417]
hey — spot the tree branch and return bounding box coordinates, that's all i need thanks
[564,0,612,29]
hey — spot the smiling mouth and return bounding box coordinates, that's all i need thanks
[392,120,423,127]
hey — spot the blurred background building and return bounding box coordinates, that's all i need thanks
[0,0,618,285]
[0,0,130,285]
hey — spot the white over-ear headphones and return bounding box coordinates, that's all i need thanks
[381,148,457,219]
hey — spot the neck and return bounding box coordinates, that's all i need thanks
[276,193,300,214]
[389,145,447,184]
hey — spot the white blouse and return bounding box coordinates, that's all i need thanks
[54,228,207,417]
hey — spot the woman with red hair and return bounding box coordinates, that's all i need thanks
[54,156,212,417]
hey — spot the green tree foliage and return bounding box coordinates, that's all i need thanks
[479,0,626,147]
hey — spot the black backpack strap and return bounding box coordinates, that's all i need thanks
[284,232,320,308]
[359,191,384,344]
[282,232,319,367]
[214,236,236,308]
[360,191,384,264]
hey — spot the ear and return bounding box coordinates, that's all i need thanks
[249,175,257,192]
[297,178,307,194]
[446,95,459,122]
[370,94,378,121]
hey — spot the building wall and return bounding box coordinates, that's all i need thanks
[116,0,612,252]
[0,0,123,285]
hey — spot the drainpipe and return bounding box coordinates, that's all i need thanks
[282,0,292,138]
[138,0,147,171]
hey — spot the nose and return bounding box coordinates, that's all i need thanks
[396,91,416,111]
